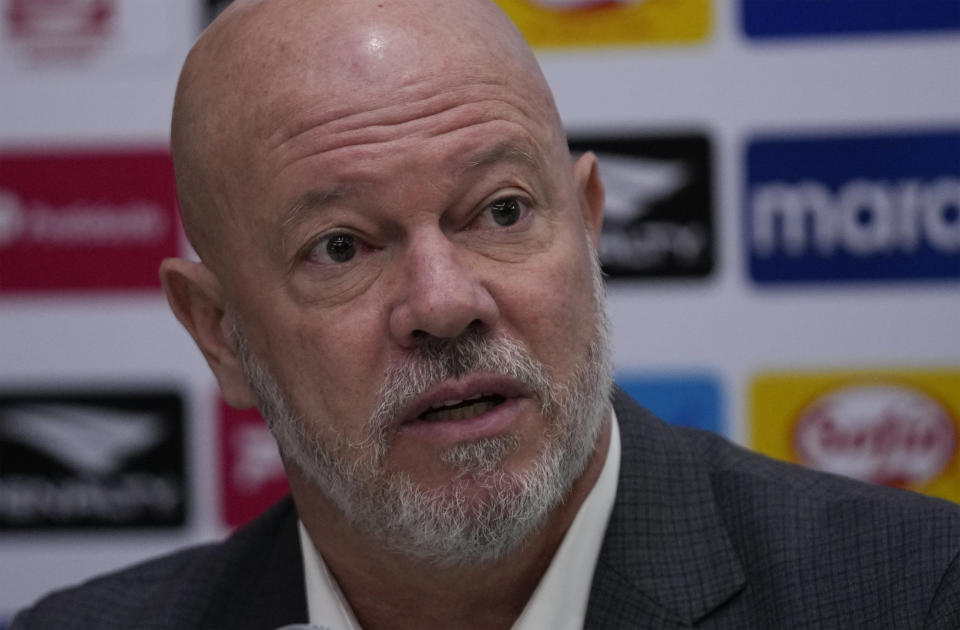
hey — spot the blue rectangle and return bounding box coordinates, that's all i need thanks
[616,374,724,435]
[742,0,960,39]
[744,130,960,284]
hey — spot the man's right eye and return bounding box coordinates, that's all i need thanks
[325,233,356,263]
[304,232,361,265]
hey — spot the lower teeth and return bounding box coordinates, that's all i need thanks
[422,400,497,422]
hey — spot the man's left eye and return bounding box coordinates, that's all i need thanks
[484,197,525,227]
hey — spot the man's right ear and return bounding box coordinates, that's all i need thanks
[159,258,258,409]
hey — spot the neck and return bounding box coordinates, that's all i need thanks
[290,418,612,630]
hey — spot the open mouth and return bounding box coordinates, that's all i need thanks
[418,393,506,422]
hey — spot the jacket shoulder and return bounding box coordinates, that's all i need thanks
[11,498,300,630]
[678,424,960,626]
[12,541,225,630]
[678,421,960,520]
[609,389,960,627]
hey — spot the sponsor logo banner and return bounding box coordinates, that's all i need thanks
[493,0,710,47]
[617,373,724,433]
[750,369,960,503]
[1,0,194,69]
[0,389,186,529]
[0,149,178,292]
[570,133,715,279]
[219,398,288,528]
[4,0,116,60]
[745,130,960,284]
[742,0,960,39]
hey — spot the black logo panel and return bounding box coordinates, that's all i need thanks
[0,390,186,530]
[568,133,715,279]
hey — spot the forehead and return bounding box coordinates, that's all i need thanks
[248,64,562,207]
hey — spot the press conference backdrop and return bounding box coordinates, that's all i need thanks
[1,0,958,621]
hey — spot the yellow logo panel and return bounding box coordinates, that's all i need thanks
[750,369,960,503]
[493,0,711,47]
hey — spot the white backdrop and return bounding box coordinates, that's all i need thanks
[1,0,958,619]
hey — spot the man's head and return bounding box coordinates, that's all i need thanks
[162,0,611,565]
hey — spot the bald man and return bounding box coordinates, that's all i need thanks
[11,1,960,629]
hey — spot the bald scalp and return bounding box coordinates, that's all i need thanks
[170,0,564,274]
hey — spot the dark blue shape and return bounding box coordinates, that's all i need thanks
[742,0,960,39]
[744,129,960,284]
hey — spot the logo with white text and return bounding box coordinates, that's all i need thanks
[570,134,714,279]
[0,149,178,292]
[0,390,186,529]
[745,130,960,283]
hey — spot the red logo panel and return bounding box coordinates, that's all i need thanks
[218,398,289,529]
[0,149,178,292]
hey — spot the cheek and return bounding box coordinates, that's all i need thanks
[266,302,391,428]
[496,235,597,370]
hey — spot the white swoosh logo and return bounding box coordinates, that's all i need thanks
[592,152,689,223]
[0,403,165,476]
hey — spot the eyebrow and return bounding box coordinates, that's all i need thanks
[463,142,545,174]
[463,141,554,210]
[277,185,355,256]
[281,184,354,232]
[278,141,549,240]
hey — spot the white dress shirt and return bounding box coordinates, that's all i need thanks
[298,412,621,630]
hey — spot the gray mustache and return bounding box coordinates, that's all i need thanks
[370,330,552,431]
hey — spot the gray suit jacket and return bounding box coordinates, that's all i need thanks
[13,389,960,629]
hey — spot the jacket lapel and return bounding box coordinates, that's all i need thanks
[200,497,310,630]
[584,389,746,628]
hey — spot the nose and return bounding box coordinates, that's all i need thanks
[388,231,499,347]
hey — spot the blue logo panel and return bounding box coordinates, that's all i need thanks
[742,0,960,39]
[745,130,960,284]
[616,374,724,435]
